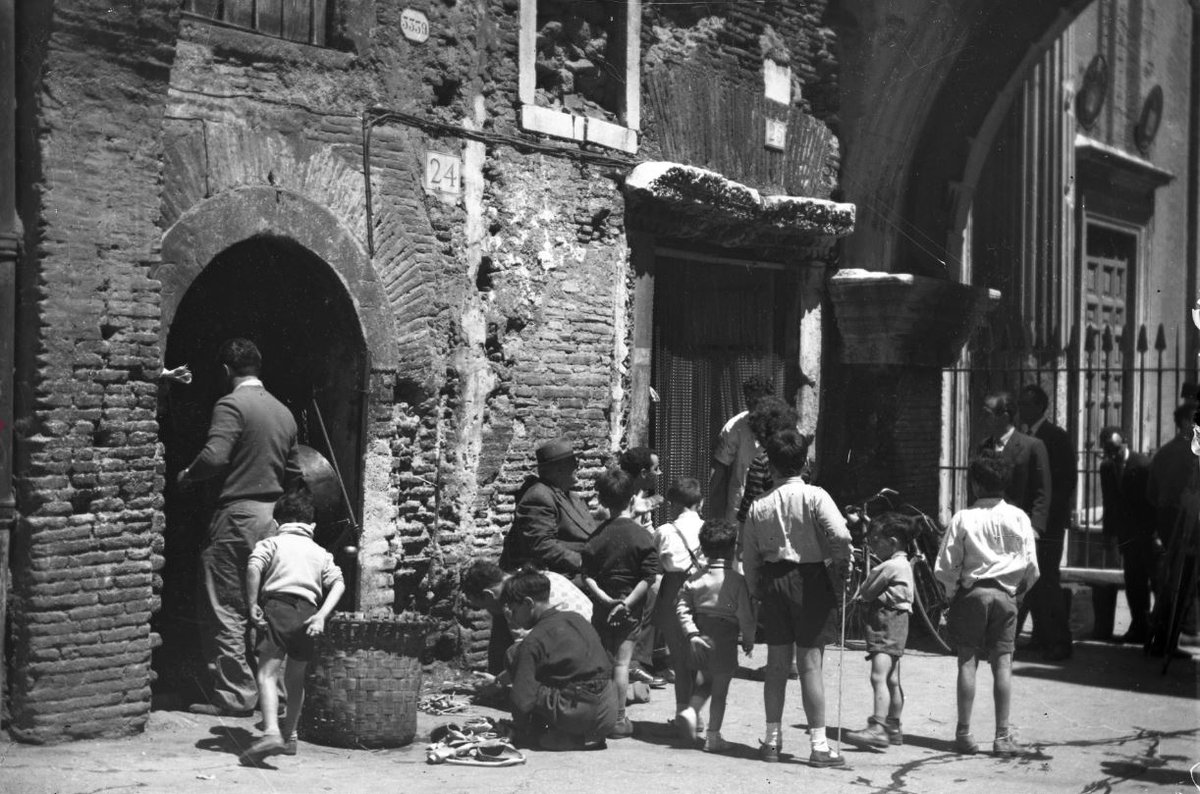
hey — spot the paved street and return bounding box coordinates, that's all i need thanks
[3,620,1198,794]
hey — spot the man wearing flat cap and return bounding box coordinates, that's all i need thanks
[500,438,598,576]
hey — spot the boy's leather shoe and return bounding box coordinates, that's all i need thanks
[629,667,666,689]
[282,734,298,756]
[807,748,845,767]
[843,720,889,750]
[884,720,903,746]
[954,733,979,754]
[244,733,286,761]
[992,733,1027,757]
[759,741,780,762]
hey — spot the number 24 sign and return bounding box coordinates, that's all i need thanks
[424,151,461,196]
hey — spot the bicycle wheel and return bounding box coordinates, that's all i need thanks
[911,557,954,654]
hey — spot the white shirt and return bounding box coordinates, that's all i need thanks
[934,498,1040,596]
[742,476,852,596]
[655,510,704,574]
[713,411,759,521]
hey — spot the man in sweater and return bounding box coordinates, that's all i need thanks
[179,338,301,716]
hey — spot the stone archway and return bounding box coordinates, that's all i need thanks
[151,188,397,703]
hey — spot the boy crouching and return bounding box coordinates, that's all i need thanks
[244,485,345,762]
[503,566,618,751]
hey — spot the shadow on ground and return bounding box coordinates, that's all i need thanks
[1014,641,1197,696]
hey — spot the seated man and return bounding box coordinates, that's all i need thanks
[502,566,617,751]
[500,439,597,577]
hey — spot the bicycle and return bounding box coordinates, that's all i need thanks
[841,489,954,655]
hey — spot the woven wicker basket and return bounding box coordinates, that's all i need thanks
[300,613,430,749]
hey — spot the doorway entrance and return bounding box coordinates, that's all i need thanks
[153,234,367,702]
[650,253,800,513]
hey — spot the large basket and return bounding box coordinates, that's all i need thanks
[300,613,430,749]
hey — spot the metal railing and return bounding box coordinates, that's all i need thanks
[941,319,1195,569]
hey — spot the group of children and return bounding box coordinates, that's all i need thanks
[481,438,1041,765]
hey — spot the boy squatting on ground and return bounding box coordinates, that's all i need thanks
[935,450,1040,757]
[582,467,661,740]
[502,566,618,750]
[674,518,755,753]
[741,427,854,767]
[842,513,915,750]
[244,486,345,761]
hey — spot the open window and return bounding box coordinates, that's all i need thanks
[518,0,640,153]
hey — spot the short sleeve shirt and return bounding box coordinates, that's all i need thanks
[713,411,760,522]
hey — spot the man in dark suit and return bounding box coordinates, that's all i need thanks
[1017,384,1075,660]
[500,438,597,577]
[178,338,301,716]
[979,391,1051,536]
[1098,426,1157,644]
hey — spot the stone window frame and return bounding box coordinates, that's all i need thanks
[518,0,641,154]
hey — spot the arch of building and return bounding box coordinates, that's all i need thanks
[156,186,397,371]
[835,0,1094,277]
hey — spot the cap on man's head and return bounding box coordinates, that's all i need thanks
[536,438,575,466]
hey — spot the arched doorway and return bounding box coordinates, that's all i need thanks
[152,234,367,703]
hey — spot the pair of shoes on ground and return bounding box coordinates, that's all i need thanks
[758,741,844,767]
[188,703,254,719]
[955,731,1028,757]
[628,667,667,689]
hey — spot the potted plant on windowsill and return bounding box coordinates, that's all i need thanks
[828,269,1000,368]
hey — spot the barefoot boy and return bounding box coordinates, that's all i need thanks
[244,486,345,761]
[935,450,1040,757]
[675,518,755,752]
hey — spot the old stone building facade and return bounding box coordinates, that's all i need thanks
[1,0,1194,745]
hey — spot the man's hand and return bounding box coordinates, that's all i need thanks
[176,468,191,487]
[741,641,754,656]
[160,364,193,385]
[249,603,266,628]
[304,613,328,636]
[829,558,851,581]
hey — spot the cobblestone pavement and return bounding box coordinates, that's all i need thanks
[4,620,1197,794]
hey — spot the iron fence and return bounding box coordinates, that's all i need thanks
[941,320,1195,570]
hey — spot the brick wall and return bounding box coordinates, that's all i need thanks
[11,0,854,733]
[11,0,179,742]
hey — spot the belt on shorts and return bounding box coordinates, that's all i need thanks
[562,676,611,696]
[264,592,312,607]
[968,578,1007,592]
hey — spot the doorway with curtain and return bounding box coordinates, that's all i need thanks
[650,252,799,516]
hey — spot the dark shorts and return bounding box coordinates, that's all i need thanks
[864,605,909,657]
[758,561,835,647]
[948,583,1017,658]
[693,615,740,677]
[592,602,646,654]
[257,594,318,662]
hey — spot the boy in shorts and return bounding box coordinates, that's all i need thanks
[582,467,660,739]
[675,518,755,752]
[935,450,1040,757]
[843,513,914,750]
[742,428,853,766]
[243,486,345,761]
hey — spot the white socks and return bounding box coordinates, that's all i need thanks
[764,722,782,746]
[809,726,829,752]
